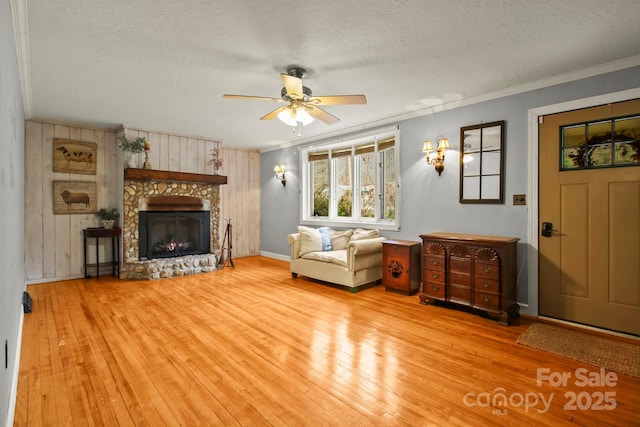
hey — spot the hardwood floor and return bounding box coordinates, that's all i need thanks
[14,256,640,426]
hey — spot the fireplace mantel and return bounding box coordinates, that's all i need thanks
[124,168,227,185]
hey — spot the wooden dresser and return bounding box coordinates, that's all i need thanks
[419,232,519,325]
[382,240,421,295]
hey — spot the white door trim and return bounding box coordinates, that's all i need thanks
[526,87,640,317]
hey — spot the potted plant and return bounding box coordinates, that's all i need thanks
[96,207,119,229]
[118,136,146,168]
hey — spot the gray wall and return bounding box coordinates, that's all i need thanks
[260,65,640,308]
[0,0,26,425]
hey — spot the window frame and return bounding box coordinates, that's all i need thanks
[300,126,400,231]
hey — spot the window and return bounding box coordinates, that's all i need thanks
[560,114,640,170]
[309,152,329,216]
[300,127,399,230]
[333,148,353,217]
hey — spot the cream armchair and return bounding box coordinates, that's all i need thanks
[287,229,386,292]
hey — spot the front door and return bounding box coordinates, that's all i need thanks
[539,98,640,336]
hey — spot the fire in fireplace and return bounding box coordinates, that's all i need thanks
[138,196,211,260]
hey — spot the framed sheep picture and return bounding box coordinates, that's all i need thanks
[53,181,97,214]
[53,138,97,175]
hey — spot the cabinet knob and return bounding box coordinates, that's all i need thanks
[431,271,440,279]
[431,285,440,291]
[430,259,439,266]
[482,295,493,302]
[483,282,491,288]
[482,266,493,273]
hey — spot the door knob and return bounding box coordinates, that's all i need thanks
[541,222,554,237]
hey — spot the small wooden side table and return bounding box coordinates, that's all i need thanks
[382,240,421,295]
[83,227,121,279]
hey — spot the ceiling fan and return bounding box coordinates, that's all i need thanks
[223,67,366,127]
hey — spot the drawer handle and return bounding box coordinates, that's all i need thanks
[430,285,440,291]
[482,295,493,302]
[482,282,492,288]
[430,259,439,266]
[482,266,493,274]
[430,271,440,279]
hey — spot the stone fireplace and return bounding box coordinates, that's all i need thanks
[138,195,211,260]
[121,169,226,279]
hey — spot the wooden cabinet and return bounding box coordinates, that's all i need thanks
[419,232,519,325]
[382,240,421,295]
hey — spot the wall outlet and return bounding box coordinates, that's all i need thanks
[513,194,526,205]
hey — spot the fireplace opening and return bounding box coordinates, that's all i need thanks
[138,196,211,261]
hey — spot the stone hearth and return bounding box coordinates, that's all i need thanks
[125,254,217,280]
[121,169,226,279]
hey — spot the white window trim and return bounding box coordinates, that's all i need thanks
[299,126,401,231]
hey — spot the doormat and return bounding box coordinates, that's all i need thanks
[516,323,640,378]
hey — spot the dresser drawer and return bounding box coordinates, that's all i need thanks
[475,277,500,293]
[449,271,471,286]
[385,242,411,256]
[449,257,471,273]
[423,282,445,299]
[424,268,445,284]
[424,255,445,271]
[449,285,471,305]
[475,262,500,280]
[474,291,501,310]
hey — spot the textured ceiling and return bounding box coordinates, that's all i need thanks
[19,0,640,150]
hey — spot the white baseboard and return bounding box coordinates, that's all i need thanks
[26,274,85,285]
[517,302,533,317]
[259,251,290,262]
[6,303,25,427]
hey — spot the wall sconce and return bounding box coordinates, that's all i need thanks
[422,136,450,176]
[274,163,286,186]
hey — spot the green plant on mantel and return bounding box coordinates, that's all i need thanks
[118,135,146,153]
[96,207,119,221]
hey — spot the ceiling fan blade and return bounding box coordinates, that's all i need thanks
[281,73,304,100]
[260,105,288,121]
[308,95,367,105]
[223,94,284,102]
[307,105,340,125]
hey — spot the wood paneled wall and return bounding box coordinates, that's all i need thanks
[218,147,261,257]
[25,121,118,283]
[25,120,260,284]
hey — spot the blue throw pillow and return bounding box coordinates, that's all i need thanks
[318,227,332,251]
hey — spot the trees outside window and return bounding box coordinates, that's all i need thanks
[301,128,399,230]
[310,156,329,216]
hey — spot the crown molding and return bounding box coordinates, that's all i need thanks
[262,55,640,153]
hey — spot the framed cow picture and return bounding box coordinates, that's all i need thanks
[53,138,97,175]
[53,181,97,214]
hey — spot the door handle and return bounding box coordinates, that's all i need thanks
[541,222,554,237]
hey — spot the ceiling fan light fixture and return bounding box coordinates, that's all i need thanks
[277,106,314,126]
[223,66,364,128]
[296,108,314,125]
